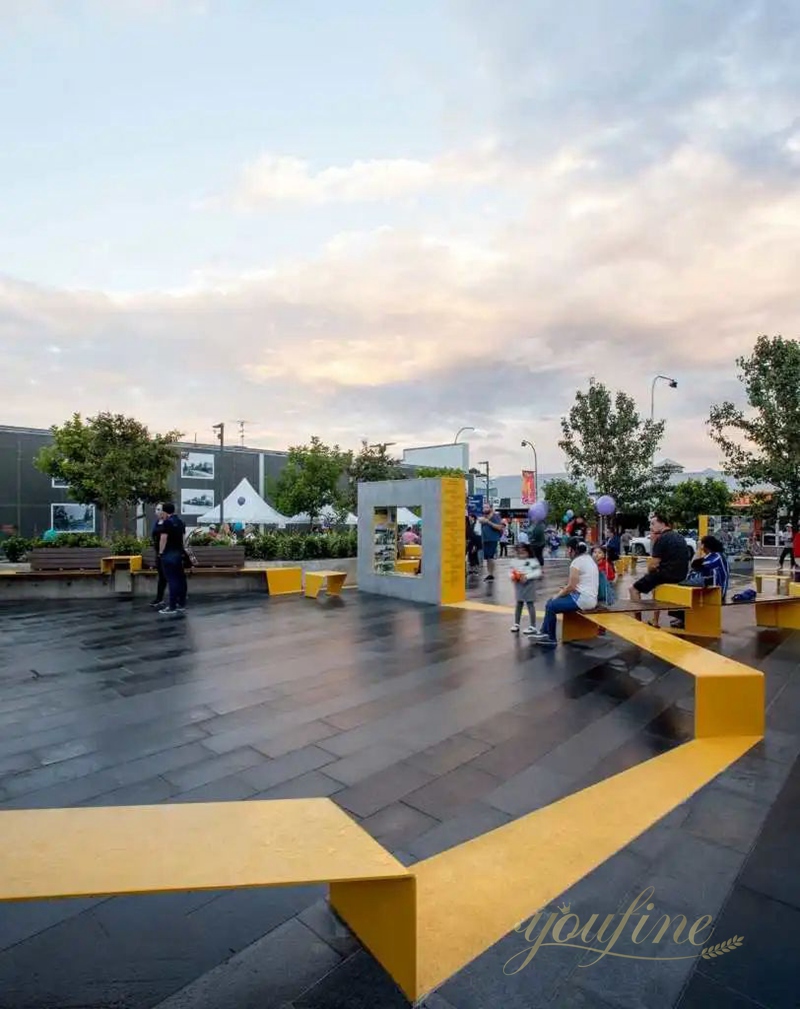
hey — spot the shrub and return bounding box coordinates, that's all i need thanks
[36,533,106,548]
[109,533,147,555]
[2,536,33,562]
[302,536,323,559]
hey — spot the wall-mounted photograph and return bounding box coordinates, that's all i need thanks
[181,451,215,480]
[51,503,96,533]
[51,477,70,489]
[181,488,215,515]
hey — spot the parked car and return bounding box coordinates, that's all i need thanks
[630,534,696,558]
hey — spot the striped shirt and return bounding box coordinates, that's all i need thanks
[699,551,729,598]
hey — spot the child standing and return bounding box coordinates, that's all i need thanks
[510,542,542,635]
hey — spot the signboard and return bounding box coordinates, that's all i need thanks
[467,494,484,514]
[521,470,536,505]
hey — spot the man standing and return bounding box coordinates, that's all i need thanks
[149,505,167,610]
[157,502,188,616]
[778,523,794,571]
[630,512,688,625]
[479,502,504,582]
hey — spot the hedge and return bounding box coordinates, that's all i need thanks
[1,530,358,563]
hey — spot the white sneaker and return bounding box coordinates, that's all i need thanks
[510,624,520,633]
[522,626,539,636]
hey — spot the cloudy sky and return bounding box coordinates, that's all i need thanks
[2,0,798,478]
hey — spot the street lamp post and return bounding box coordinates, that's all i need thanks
[213,423,225,528]
[454,426,475,443]
[520,439,539,502]
[650,375,678,420]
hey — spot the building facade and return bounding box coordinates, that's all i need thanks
[0,425,291,538]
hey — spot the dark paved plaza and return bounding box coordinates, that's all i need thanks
[0,560,798,1009]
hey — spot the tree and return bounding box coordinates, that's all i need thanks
[559,380,667,512]
[542,478,593,524]
[345,441,405,511]
[415,466,466,478]
[664,478,732,529]
[708,335,800,526]
[274,436,351,524]
[35,412,181,536]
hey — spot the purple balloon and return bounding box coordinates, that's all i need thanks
[595,495,616,516]
[528,501,548,522]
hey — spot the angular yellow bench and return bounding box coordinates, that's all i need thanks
[755,571,791,595]
[305,569,348,598]
[755,593,800,629]
[265,566,303,595]
[100,555,143,575]
[395,559,420,575]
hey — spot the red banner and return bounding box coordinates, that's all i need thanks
[521,470,536,505]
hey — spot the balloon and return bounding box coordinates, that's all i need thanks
[528,501,548,522]
[562,513,570,524]
[596,495,616,516]
[566,509,574,519]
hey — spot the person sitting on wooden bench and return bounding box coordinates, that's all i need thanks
[630,512,689,627]
[534,537,598,648]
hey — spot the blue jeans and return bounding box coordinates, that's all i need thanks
[161,550,187,609]
[541,593,581,641]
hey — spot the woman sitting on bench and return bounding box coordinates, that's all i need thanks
[535,537,598,648]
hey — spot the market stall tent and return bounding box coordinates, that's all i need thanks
[196,478,289,527]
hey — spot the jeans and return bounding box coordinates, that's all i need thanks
[541,593,581,641]
[532,546,545,567]
[161,550,187,609]
[779,548,795,568]
[514,600,536,626]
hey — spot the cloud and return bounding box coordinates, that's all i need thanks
[227,142,507,208]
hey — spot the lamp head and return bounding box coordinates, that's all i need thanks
[669,380,678,389]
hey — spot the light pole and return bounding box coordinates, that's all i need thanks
[213,422,225,528]
[454,426,475,443]
[650,375,678,420]
[520,439,539,503]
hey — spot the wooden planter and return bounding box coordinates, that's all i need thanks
[29,548,109,571]
[142,546,245,569]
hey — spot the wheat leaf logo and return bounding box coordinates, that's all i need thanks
[701,935,744,959]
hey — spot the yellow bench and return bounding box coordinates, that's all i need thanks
[755,571,791,595]
[651,584,722,638]
[305,569,348,598]
[265,566,302,595]
[100,555,142,575]
[395,559,420,575]
[755,593,800,629]
[403,544,422,559]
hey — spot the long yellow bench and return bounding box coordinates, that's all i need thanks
[755,593,800,629]
[265,566,303,595]
[305,569,348,598]
[755,571,791,595]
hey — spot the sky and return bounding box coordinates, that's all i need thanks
[2,0,798,478]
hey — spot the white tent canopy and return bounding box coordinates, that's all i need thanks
[289,504,357,526]
[397,507,421,526]
[196,478,289,527]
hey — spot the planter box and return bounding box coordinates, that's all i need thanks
[29,548,109,571]
[142,547,245,569]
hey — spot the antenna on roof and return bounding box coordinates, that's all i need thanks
[234,420,250,448]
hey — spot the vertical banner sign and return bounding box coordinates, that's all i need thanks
[440,478,467,605]
[521,471,536,506]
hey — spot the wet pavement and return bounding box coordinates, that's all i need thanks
[0,556,797,1008]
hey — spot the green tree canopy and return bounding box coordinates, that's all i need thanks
[35,412,181,535]
[415,466,466,478]
[345,441,405,510]
[274,436,351,524]
[708,335,800,525]
[663,478,732,528]
[542,478,593,524]
[559,380,667,512]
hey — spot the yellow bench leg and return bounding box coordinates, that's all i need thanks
[695,673,765,737]
[756,600,800,630]
[562,610,600,642]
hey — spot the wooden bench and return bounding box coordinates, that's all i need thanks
[755,571,792,595]
[562,600,687,643]
[265,567,303,595]
[29,548,108,571]
[142,547,245,572]
[305,570,348,598]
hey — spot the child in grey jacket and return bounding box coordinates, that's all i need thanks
[510,542,542,635]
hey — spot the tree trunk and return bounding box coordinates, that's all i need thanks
[101,509,109,539]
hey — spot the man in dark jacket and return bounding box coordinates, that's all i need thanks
[150,505,167,609]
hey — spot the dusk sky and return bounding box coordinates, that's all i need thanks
[2,0,798,477]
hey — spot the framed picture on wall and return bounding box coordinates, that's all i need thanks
[181,488,215,516]
[51,503,96,533]
[180,452,215,480]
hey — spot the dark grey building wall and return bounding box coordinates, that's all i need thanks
[0,426,289,539]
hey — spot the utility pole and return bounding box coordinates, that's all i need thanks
[213,423,225,528]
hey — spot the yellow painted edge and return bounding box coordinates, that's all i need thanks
[413,735,761,998]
